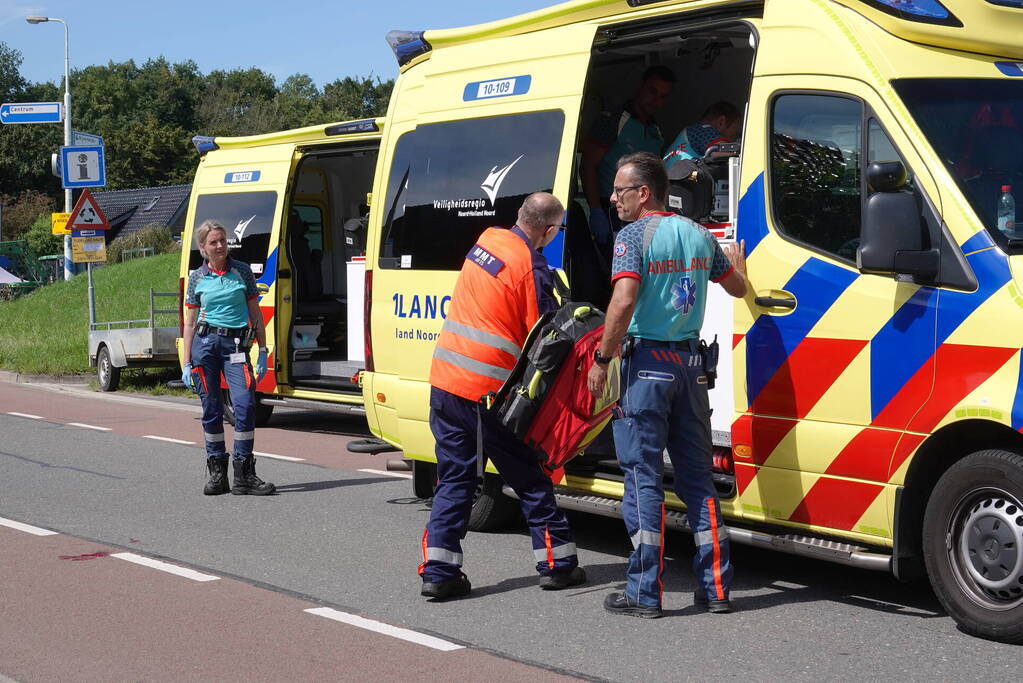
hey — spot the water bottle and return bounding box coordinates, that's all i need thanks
[997,185,1016,236]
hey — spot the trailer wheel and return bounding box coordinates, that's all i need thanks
[467,473,521,532]
[923,449,1023,644]
[222,388,275,427]
[96,346,120,392]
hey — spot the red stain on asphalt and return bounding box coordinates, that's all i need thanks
[58,552,109,561]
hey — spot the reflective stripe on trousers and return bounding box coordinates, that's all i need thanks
[191,332,258,459]
[420,387,577,583]
[612,346,732,607]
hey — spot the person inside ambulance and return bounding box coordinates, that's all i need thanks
[182,219,275,497]
[662,101,741,170]
[581,65,676,250]
[587,152,747,618]
[418,192,587,600]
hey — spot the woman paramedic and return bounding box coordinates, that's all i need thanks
[181,219,275,496]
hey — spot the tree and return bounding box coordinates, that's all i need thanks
[320,76,393,122]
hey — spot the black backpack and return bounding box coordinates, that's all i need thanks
[666,158,715,221]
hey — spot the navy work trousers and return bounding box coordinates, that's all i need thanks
[190,332,256,460]
[612,339,732,607]
[419,386,578,583]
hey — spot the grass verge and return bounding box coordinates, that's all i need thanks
[0,253,180,377]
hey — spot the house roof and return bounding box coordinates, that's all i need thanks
[91,184,191,241]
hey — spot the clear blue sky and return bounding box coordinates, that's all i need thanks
[2,1,556,88]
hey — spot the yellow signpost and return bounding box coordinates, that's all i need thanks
[51,212,71,235]
[71,235,106,263]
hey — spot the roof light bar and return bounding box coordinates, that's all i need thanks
[859,0,962,26]
[191,135,219,156]
[324,119,380,136]
[386,30,432,67]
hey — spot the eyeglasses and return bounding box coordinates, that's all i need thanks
[612,185,643,196]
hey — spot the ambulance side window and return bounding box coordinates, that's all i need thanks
[188,192,277,276]
[378,110,565,270]
[770,94,862,263]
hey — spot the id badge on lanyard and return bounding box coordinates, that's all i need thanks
[229,337,246,364]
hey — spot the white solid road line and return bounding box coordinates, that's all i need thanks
[253,451,305,462]
[67,422,112,431]
[305,607,464,652]
[143,435,196,445]
[111,552,220,582]
[0,516,59,536]
[7,411,43,419]
[358,468,413,480]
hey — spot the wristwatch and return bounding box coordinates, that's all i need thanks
[593,349,613,366]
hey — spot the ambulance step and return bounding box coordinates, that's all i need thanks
[258,396,366,414]
[503,486,891,572]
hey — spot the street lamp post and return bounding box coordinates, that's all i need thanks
[26,16,75,282]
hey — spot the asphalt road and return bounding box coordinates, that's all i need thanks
[0,379,1019,681]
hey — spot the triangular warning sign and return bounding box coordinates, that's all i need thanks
[67,189,110,230]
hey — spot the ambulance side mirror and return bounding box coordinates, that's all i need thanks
[857,161,939,282]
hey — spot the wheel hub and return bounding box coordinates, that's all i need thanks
[958,496,1023,601]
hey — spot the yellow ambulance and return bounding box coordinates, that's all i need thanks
[178,119,382,423]
[361,0,1023,641]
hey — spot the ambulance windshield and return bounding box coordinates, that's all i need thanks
[893,78,1023,250]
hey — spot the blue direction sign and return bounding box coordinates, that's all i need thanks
[0,102,62,124]
[72,131,104,146]
[61,145,106,189]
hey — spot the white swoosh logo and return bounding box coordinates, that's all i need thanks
[480,154,524,206]
[234,215,256,242]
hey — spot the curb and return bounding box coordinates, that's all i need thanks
[0,370,91,386]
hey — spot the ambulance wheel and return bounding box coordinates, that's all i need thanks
[923,449,1023,644]
[412,460,436,499]
[468,474,521,532]
[96,346,120,392]
[222,389,275,427]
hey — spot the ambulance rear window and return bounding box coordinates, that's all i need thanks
[378,110,564,270]
[188,191,276,274]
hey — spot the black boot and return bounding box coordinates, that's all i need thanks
[231,455,276,495]
[203,455,231,495]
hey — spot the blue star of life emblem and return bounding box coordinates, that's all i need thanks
[671,276,696,314]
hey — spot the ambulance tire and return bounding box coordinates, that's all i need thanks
[221,388,275,427]
[96,346,120,392]
[923,449,1023,644]
[412,460,436,499]
[468,474,521,532]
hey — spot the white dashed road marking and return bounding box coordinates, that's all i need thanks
[0,517,58,536]
[7,412,43,419]
[67,422,111,431]
[111,553,220,582]
[142,435,196,445]
[358,468,413,480]
[305,607,464,651]
[253,451,304,462]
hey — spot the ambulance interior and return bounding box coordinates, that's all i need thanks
[285,148,376,391]
[564,19,756,493]
[566,19,755,313]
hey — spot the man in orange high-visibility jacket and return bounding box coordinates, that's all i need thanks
[419,192,587,601]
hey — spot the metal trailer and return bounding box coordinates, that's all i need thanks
[88,289,179,391]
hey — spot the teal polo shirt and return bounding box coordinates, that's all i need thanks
[611,212,732,341]
[185,258,258,328]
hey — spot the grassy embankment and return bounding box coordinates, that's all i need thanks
[0,253,185,392]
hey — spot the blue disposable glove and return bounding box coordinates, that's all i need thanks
[182,363,196,392]
[589,208,612,246]
[256,348,268,382]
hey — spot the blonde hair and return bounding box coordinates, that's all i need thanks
[195,220,228,258]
